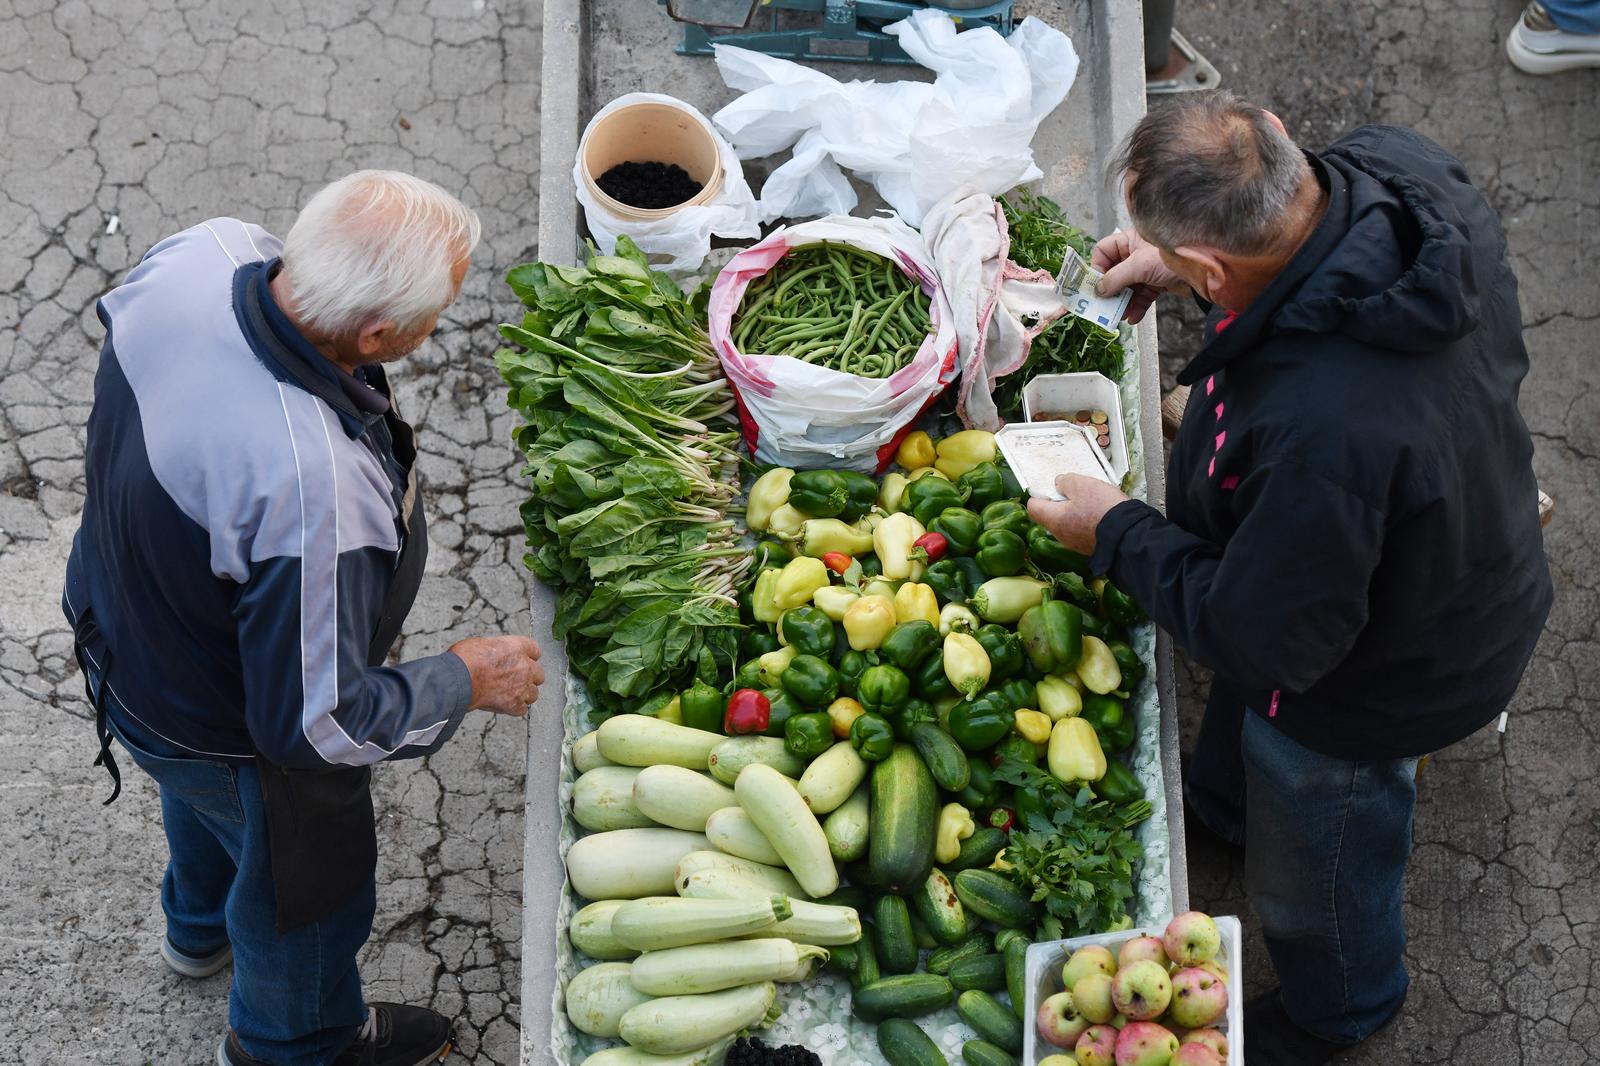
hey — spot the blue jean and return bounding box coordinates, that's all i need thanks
[1185,682,1417,1043]
[1545,0,1600,33]
[110,712,374,1065]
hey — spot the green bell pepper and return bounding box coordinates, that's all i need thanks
[1106,640,1146,691]
[956,462,1007,511]
[779,605,836,659]
[788,469,850,518]
[849,712,896,762]
[907,476,968,528]
[741,628,782,660]
[958,757,999,810]
[837,649,874,697]
[837,471,880,523]
[858,663,912,716]
[785,711,835,759]
[924,559,973,605]
[734,658,764,691]
[1075,606,1114,642]
[753,539,795,572]
[881,620,941,673]
[1092,756,1144,804]
[1052,572,1100,612]
[993,733,1042,767]
[1080,694,1135,753]
[781,654,840,709]
[997,462,1023,499]
[1101,582,1146,626]
[680,680,726,734]
[974,529,1026,578]
[979,499,1030,537]
[1018,598,1082,675]
[1013,785,1056,833]
[760,688,802,737]
[890,697,937,742]
[1026,524,1089,574]
[953,556,989,598]
[928,507,984,558]
[946,691,1014,752]
[995,678,1038,713]
[974,624,1024,682]
[914,652,958,701]
[858,553,883,578]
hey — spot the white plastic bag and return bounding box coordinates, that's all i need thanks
[711,11,1078,228]
[708,215,959,471]
[574,93,761,274]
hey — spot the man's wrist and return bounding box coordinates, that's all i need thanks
[1089,498,1156,576]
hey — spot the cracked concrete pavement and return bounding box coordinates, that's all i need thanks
[0,0,1593,1063]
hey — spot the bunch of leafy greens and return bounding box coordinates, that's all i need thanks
[495,237,750,716]
[993,756,1154,940]
[994,190,1130,420]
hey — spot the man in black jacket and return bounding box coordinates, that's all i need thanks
[1029,93,1553,1063]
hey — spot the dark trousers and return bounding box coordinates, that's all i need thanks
[1186,680,1417,1043]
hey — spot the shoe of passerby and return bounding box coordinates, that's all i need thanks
[1506,2,1600,73]
[217,1004,454,1066]
[160,936,232,979]
[1244,987,1405,1066]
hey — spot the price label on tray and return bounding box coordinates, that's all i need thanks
[1055,247,1133,331]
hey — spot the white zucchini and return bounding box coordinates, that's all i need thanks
[567,829,710,900]
[704,807,784,867]
[632,766,736,832]
[612,895,791,951]
[598,715,724,770]
[619,982,779,1055]
[573,730,613,773]
[629,939,828,996]
[796,741,867,814]
[678,869,862,945]
[707,736,807,785]
[565,962,654,1038]
[574,766,654,832]
[674,850,808,899]
[580,1038,734,1066]
[822,782,871,862]
[570,899,639,960]
[735,764,840,897]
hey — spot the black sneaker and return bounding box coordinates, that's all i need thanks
[1244,987,1403,1066]
[161,936,232,979]
[217,1004,453,1066]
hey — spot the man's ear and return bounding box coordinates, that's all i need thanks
[1261,109,1289,137]
[1170,245,1228,304]
[355,320,395,359]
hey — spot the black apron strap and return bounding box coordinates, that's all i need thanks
[70,606,121,806]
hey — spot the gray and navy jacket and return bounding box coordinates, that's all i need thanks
[64,218,473,776]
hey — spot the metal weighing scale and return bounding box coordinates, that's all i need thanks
[660,0,1017,64]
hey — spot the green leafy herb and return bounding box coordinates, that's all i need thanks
[993,755,1153,938]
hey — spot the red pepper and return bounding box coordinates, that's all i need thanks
[987,807,1015,832]
[910,531,949,565]
[821,552,854,575]
[724,688,771,735]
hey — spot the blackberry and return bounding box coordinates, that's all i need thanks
[595,161,702,209]
[724,1036,823,1066]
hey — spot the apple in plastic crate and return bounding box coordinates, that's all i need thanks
[1118,935,1170,970]
[1036,990,1091,1048]
[1072,971,1117,1024]
[1062,945,1117,990]
[1163,911,1223,968]
[1115,1021,1180,1066]
[1074,1024,1118,1066]
[1111,960,1172,1021]
[1170,1043,1224,1066]
[1167,966,1228,1030]
[1181,1029,1229,1058]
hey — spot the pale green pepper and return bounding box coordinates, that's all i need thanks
[894,583,941,628]
[750,568,784,624]
[813,585,861,623]
[792,518,876,558]
[773,556,830,610]
[1036,675,1084,722]
[933,429,997,479]
[878,471,910,514]
[843,595,897,651]
[1047,716,1106,783]
[757,645,800,688]
[935,802,976,864]
[766,503,809,537]
[943,631,992,700]
[969,576,1050,624]
[1076,636,1123,695]
[939,602,979,636]
[746,467,794,533]
[874,511,927,580]
[862,576,902,601]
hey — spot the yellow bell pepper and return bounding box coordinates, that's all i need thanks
[907,466,948,482]
[943,631,991,700]
[766,503,809,537]
[1036,675,1084,722]
[1048,716,1107,783]
[1060,670,1084,691]
[813,585,861,622]
[652,695,683,726]
[757,646,800,688]
[793,518,875,557]
[842,595,897,651]
[1014,709,1053,745]
[938,602,979,636]
[873,512,926,580]
[1076,636,1123,695]
[894,582,941,628]
[878,472,910,513]
[827,697,866,739]
[896,430,936,471]
[746,467,794,533]
[750,568,784,624]
[935,802,976,864]
[934,430,997,479]
[773,556,830,610]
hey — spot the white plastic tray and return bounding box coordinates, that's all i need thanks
[995,419,1117,500]
[1022,916,1245,1066]
[1021,371,1129,482]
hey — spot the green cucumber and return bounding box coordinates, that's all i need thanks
[816,885,872,911]
[909,867,968,946]
[1003,939,1028,1021]
[873,895,919,975]
[952,869,1036,929]
[992,928,1029,954]
[956,990,1023,1055]
[948,953,1007,992]
[869,744,938,892]
[909,913,939,951]
[853,923,881,989]
[877,1019,948,1066]
[910,723,970,792]
[826,942,859,978]
[926,931,992,975]
[948,828,1008,873]
[961,1040,1017,1066]
[854,974,955,1022]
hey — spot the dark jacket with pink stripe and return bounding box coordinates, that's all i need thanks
[1091,126,1552,761]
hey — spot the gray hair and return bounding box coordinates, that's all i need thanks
[1109,91,1310,256]
[281,170,481,337]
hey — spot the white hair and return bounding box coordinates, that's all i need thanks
[280,170,482,337]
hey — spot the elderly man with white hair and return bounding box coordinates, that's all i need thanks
[63,172,544,1066]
